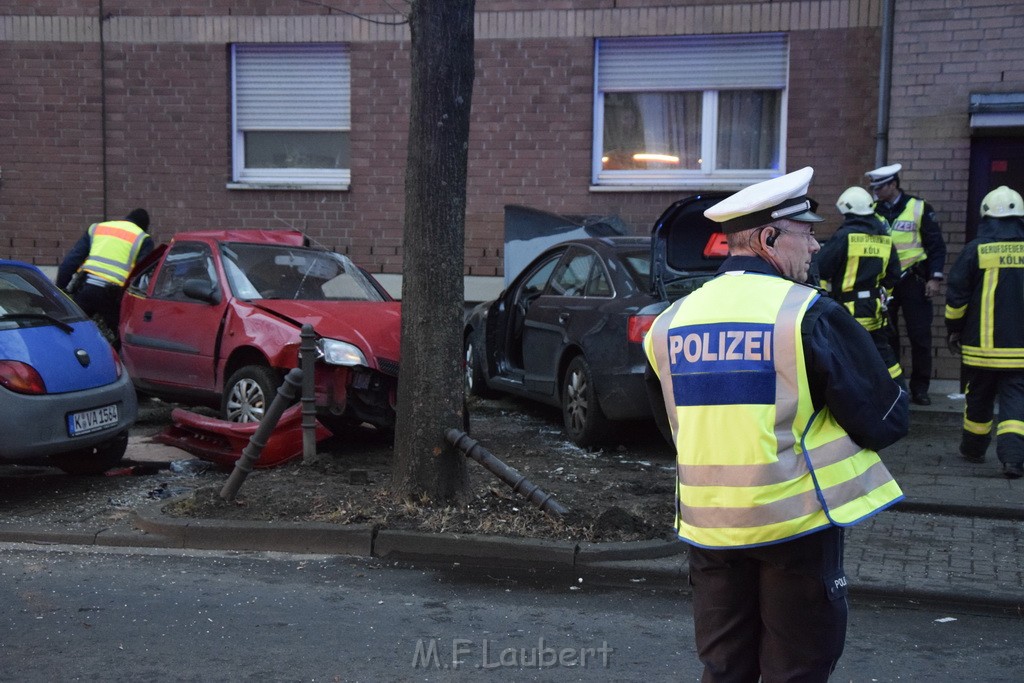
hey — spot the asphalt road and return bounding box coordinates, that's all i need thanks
[0,543,1020,682]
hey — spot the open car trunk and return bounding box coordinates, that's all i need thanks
[650,193,730,302]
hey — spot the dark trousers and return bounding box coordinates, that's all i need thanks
[888,275,933,396]
[689,527,848,683]
[72,282,122,348]
[961,367,1024,467]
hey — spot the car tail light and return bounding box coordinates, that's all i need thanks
[0,360,47,394]
[111,346,123,379]
[703,232,729,258]
[627,314,657,343]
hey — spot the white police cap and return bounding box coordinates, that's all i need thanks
[703,166,823,234]
[865,163,902,188]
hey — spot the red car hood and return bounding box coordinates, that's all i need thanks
[253,300,402,362]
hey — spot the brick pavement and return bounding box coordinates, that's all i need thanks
[845,381,1024,611]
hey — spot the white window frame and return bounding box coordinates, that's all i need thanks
[592,34,789,192]
[230,43,351,190]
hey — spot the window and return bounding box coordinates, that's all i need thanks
[220,243,384,302]
[519,255,561,300]
[549,252,596,297]
[231,44,351,188]
[593,34,788,190]
[152,243,216,302]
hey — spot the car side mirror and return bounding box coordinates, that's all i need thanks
[182,278,219,304]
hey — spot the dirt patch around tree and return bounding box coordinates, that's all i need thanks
[165,395,679,543]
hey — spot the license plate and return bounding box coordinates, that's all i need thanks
[67,404,119,437]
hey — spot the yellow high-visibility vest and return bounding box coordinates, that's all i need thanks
[80,220,148,286]
[882,198,926,272]
[644,272,903,548]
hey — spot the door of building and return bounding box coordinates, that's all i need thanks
[967,136,1024,241]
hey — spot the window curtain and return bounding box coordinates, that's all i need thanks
[716,90,781,170]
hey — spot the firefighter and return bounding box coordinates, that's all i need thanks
[644,167,907,681]
[867,163,947,405]
[945,185,1024,479]
[815,186,904,381]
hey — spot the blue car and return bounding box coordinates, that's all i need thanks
[0,260,138,474]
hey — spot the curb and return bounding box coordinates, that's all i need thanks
[130,502,374,555]
[3,508,1019,614]
[133,504,1021,615]
[894,500,1024,521]
[128,500,685,569]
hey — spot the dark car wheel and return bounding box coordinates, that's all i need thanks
[50,431,129,475]
[465,334,498,399]
[561,355,609,447]
[223,365,282,423]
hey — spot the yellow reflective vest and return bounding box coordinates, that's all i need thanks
[643,272,903,548]
[80,220,149,286]
[881,198,926,272]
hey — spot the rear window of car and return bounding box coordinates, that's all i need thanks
[619,250,651,291]
[220,243,386,302]
[0,266,85,329]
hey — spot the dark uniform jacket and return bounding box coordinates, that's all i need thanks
[875,192,946,279]
[945,216,1024,369]
[815,214,901,330]
[646,255,908,451]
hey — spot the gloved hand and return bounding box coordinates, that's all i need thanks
[947,332,962,356]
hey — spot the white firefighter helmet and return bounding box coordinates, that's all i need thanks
[835,186,875,216]
[980,186,1024,218]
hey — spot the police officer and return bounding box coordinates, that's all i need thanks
[56,208,153,348]
[644,167,908,681]
[816,186,904,381]
[867,163,946,405]
[945,186,1024,479]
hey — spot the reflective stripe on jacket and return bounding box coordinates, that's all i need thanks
[882,198,925,272]
[945,235,1024,369]
[818,220,896,331]
[643,272,903,549]
[80,220,148,286]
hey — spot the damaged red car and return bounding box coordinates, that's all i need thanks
[119,230,400,434]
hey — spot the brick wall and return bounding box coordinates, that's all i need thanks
[886,0,1024,381]
[0,40,104,263]
[1,1,884,276]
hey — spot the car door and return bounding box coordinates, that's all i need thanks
[483,250,563,385]
[522,246,602,397]
[120,241,225,391]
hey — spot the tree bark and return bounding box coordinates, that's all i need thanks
[391,0,475,501]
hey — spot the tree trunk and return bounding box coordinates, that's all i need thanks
[391,0,476,501]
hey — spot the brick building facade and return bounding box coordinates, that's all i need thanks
[2,0,1023,383]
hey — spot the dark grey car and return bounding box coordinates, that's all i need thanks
[464,194,726,446]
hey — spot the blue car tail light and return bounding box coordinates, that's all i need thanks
[0,359,47,394]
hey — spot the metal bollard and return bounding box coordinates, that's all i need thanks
[299,324,317,461]
[445,428,567,518]
[220,368,303,501]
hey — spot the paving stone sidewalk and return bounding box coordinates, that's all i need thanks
[844,383,1023,611]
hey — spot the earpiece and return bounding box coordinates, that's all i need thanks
[765,230,778,247]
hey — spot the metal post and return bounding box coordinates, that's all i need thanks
[221,368,303,501]
[875,0,895,166]
[445,428,567,518]
[300,324,317,461]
